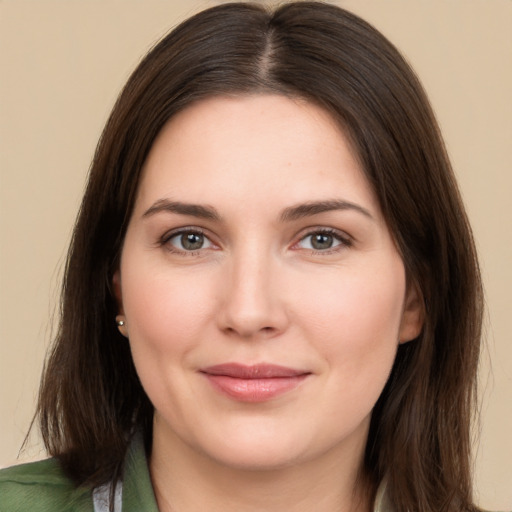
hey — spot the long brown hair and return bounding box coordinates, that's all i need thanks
[36,3,483,511]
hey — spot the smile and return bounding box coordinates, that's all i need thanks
[200,363,311,402]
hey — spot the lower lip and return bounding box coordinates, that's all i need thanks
[203,374,308,402]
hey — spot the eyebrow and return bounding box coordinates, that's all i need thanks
[143,199,221,221]
[280,199,374,222]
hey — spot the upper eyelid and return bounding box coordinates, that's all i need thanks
[295,226,353,242]
[161,226,207,241]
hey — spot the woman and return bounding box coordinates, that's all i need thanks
[0,2,485,511]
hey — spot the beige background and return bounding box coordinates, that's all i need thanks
[1,1,511,510]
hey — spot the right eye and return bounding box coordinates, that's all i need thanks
[163,229,214,253]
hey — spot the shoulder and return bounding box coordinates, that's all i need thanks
[0,459,93,512]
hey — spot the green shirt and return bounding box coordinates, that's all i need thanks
[0,436,392,511]
[0,435,158,512]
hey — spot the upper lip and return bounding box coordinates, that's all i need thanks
[200,363,310,379]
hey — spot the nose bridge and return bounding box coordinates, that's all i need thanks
[219,239,286,338]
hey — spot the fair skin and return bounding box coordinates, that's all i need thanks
[114,94,423,512]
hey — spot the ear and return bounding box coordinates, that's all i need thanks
[112,271,129,338]
[398,281,424,344]
[112,270,124,313]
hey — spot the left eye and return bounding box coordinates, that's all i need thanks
[297,231,345,251]
[167,231,213,251]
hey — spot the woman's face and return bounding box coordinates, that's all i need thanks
[116,94,422,472]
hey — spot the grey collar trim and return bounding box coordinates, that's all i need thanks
[93,482,123,512]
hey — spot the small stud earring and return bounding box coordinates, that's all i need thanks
[115,315,127,336]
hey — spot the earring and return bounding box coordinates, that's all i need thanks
[115,315,128,337]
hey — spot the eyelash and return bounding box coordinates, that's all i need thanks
[294,228,353,254]
[159,227,352,256]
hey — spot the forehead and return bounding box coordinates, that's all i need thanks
[134,94,379,217]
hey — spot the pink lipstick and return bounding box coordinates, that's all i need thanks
[200,363,310,402]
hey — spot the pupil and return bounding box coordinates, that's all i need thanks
[312,233,333,250]
[182,233,203,250]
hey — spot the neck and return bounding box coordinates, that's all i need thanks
[149,424,373,512]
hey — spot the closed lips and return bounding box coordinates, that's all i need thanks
[200,363,310,378]
[200,363,311,402]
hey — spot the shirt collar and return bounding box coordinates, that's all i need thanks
[373,477,393,512]
[121,433,159,512]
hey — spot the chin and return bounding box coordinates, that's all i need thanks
[195,421,325,472]
[208,444,305,472]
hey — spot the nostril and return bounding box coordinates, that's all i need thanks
[222,324,279,339]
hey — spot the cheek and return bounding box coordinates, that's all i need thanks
[291,260,405,383]
[297,265,404,336]
[119,256,216,362]
[119,262,219,419]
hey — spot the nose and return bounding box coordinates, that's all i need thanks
[217,248,289,339]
